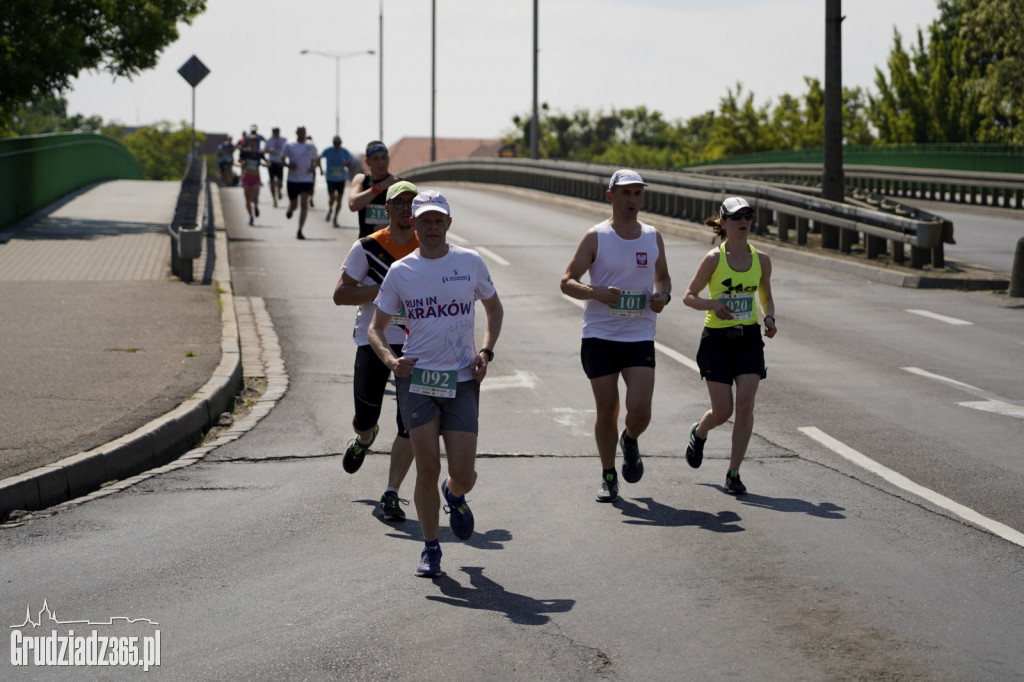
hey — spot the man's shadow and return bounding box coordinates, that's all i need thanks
[427,567,574,625]
[615,497,744,532]
[356,499,512,549]
[696,485,846,519]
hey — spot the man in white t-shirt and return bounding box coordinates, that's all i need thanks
[263,127,287,207]
[368,190,503,578]
[560,169,672,503]
[281,126,318,239]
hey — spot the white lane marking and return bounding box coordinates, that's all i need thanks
[480,370,538,392]
[902,366,1024,417]
[560,294,700,372]
[906,309,973,326]
[445,234,509,266]
[956,401,1024,419]
[476,246,510,266]
[799,426,1024,548]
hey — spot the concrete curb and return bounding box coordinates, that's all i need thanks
[0,185,241,521]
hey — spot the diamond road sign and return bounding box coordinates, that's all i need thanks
[177,55,210,87]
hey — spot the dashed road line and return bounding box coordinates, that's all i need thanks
[906,309,972,325]
[799,426,1024,548]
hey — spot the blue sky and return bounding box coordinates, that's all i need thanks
[65,0,942,150]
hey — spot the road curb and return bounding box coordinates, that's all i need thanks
[0,185,241,522]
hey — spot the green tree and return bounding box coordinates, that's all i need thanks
[0,0,205,119]
[0,94,105,137]
[118,121,201,180]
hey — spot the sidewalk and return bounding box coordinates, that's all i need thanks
[0,180,240,520]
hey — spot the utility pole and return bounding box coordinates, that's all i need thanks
[822,0,845,249]
[529,0,539,159]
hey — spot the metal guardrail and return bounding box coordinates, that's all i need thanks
[401,158,951,269]
[696,163,1024,210]
[169,157,206,282]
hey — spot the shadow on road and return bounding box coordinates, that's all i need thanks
[427,566,575,625]
[693,486,847,519]
[616,496,744,532]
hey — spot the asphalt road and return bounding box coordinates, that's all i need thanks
[2,183,1021,680]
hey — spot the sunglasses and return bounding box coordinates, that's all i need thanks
[725,212,754,221]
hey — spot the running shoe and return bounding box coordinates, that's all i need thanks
[324,210,332,222]
[724,470,747,495]
[342,425,379,474]
[285,208,293,219]
[254,205,260,217]
[595,470,619,503]
[442,479,474,541]
[379,490,407,522]
[248,216,254,226]
[417,546,442,577]
[619,429,644,483]
[686,423,705,469]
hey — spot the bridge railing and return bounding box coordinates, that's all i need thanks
[0,133,143,230]
[401,158,951,268]
[168,156,207,283]
[695,163,1024,210]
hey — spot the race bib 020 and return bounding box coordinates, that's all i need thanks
[718,292,755,320]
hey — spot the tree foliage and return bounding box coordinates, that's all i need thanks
[0,0,205,116]
[505,0,1021,164]
[119,121,201,180]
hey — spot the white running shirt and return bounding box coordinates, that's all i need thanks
[375,245,496,382]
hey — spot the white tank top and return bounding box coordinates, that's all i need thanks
[581,220,659,342]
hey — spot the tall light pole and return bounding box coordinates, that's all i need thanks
[530,0,539,159]
[431,0,436,162]
[299,49,375,137]
[379,1,384,141]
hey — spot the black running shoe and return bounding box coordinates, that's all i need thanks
[342,425,378,474]
[417,546,442,577]
[619,429,644,483]
[379,490,407,522]
[254,205,260,217]
[442,479,474,541]
[596,470,619,503]
[724,470,747,495]
[686,423,705,469]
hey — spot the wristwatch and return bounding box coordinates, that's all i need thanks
[478,348,495,362]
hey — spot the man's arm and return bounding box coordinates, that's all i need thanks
[559,230,619,306]
[332,271,378,306]
[471,293,504,381]
[649,231,672,313]
[368,307,417,377]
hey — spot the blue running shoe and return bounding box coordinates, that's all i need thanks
[442,479,474,541]
[417,545,442,577]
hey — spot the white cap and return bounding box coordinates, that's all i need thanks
[608,169,647,190]
[412,190,451,217]
[720,196,752,217]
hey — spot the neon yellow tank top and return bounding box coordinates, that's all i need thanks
[704,242,761,328]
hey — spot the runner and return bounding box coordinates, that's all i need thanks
[264,127,287,207]
[681,196,778,495]
[560,169,672,503]
[368,190,503,577]
[216,135,235,186]
[281,126,319,240]
[237,134,267,226]
[321,136,356,227]
[348,141,399,239]
[332,180,420,522]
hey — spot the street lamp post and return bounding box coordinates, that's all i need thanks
[299,49,375,137]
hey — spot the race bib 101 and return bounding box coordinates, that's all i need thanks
[610,290,648,317]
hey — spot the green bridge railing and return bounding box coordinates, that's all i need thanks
[0,133,143,231]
